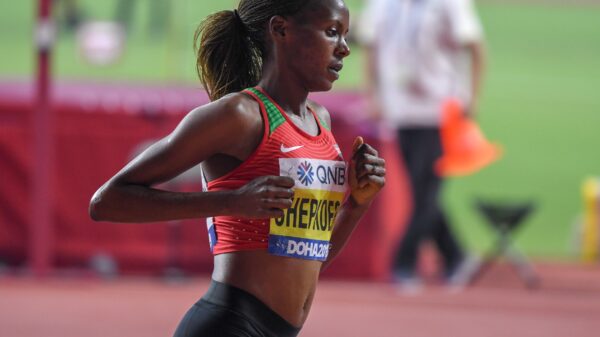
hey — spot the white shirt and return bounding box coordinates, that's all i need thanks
[358,0,483,127]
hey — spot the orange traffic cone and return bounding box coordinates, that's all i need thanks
[435,99,502,177]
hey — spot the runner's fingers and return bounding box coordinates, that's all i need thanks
[358,175,385,188]
[361,154,385,167]
[264,186,294,199]
[262,198,293,210]
[355,164,372,179]
[259,208,285,218]
[266,175,295,188]
[353,153,384,176]
[352,136,365,153]
[369,166,386,177]
[353,143,378,158]
[354,154,385,170]
[356,164,386,179]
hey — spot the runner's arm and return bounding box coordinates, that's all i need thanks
[89,94,294,223]
[322,137,385,271]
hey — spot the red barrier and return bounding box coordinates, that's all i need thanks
[0,80,409,280]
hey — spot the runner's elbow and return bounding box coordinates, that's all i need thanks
[89,185,116,222]
[89,192,106,221]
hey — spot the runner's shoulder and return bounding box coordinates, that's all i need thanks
[184,91,262,134]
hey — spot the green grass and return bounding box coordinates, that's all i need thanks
[446,4,600,259]
[1,1,599,259]
[0,0,365,83]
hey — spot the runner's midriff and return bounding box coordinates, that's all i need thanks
[212,251,321,327]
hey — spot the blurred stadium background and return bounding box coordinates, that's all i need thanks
[2,0,599,259]
[1,0,599,336]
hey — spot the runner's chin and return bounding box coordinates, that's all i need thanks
[328,68,340,81]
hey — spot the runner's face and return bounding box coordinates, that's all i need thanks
[284,0,350,92]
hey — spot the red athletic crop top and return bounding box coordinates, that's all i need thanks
[202,87,348,261]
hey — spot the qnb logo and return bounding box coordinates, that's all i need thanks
[316,165,345,186]
[297,161,315,186]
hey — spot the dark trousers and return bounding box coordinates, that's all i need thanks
[393,128,463,277]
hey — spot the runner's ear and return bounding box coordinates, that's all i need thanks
[269,15,288,39]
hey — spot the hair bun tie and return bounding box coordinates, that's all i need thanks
[233,9,243,24]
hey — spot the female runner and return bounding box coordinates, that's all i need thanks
[90,0,386,336]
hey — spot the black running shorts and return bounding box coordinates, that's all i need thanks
[173,280,301,337]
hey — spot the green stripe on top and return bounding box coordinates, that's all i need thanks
[246,87,285,135]
[316,114,331,131]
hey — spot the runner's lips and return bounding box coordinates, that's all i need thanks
[329,63,343,73]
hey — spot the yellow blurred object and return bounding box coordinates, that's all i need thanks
[435,99,503,177]
[581,178,600,262]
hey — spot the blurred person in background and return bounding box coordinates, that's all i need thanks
[114,0,170,38]
[358,0,486,292]
[54,0,84,32]
[90,0,385,336]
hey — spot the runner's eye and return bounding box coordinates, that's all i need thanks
[326,28,338,37]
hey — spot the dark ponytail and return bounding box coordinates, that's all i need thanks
[194,0,312,101]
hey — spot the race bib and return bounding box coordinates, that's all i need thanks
[268,158,347,261]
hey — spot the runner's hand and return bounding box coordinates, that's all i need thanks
[232,176,295,218]
[348,137,385,206]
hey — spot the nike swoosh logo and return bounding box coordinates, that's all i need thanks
[280,144,304,153]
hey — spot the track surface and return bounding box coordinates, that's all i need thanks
[1,262,599,337]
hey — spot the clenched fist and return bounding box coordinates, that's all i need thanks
[348,136,385,206]
[231,175,295,218]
